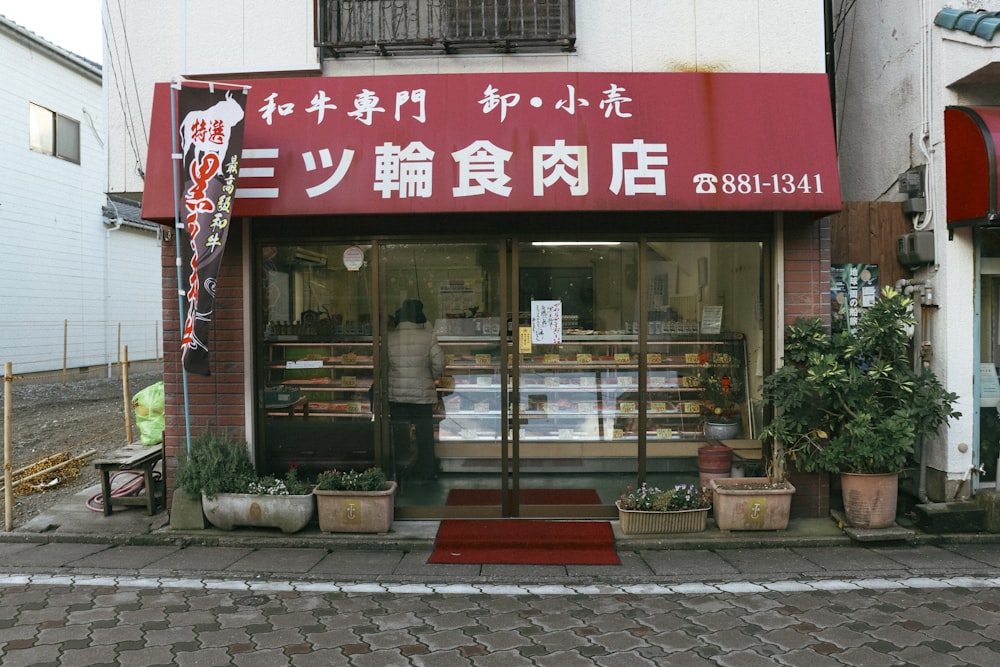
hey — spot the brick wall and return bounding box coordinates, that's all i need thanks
[161,221,246,501]
[783,216,831,326]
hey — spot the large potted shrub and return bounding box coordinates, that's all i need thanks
[176,430,315,533]
[313,467,397,534]
[760,286,960,529]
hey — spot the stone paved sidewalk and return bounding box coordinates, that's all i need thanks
[4,571,1000,665]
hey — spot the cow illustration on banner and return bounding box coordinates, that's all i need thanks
[174,84,248,375]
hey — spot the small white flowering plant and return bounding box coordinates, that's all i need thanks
[617,482,711,512]
[246,466,311,495]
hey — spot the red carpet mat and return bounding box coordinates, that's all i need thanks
[428,520,620,565]
[446,488,602,506]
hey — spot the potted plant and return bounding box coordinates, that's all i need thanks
[313,467,397,534]
[760,286,960,528]
[616,482,712,534]
[709,475,797,531]
[699,368,743,440]
[704,371,796,532]
[176,430,315,533]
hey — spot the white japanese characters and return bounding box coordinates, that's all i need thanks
[238,82,665,203]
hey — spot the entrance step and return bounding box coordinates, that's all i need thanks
[831,509,916,542]
[915,501,985,534]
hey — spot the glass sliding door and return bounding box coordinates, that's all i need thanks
[380,242,506,516]
[514,241,639,516]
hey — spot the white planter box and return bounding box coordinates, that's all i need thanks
[201,492,315,533]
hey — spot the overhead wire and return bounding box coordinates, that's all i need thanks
[831,0,859,152]
[102,0,148,179]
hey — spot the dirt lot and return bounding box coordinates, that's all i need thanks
[1,371,163,528]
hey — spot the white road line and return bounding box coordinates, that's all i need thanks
[4,574,1000,595]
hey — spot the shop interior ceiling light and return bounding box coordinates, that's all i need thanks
[531,241,621,246]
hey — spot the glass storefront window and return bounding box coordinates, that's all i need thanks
[254,236,767,515]
[258,244,375,477]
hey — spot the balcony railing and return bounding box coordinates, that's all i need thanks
[316,0,576,57]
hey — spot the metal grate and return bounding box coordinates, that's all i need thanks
[316,0,575,57]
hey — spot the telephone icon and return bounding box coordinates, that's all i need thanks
[693,173,718,194]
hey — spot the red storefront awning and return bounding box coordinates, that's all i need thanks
[141,72,842,222]
[945,106,1000,228]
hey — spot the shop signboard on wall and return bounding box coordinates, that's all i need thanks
[831,264,879,334]
[143,72,841,221]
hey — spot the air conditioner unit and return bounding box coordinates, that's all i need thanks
[896,231,934,268]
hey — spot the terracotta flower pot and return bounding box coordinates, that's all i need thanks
[840,472,897,529]
[698,443,733,486]
[709,477,795,531]
[314,481,397,534]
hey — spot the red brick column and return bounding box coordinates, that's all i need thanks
[782,216,831,327]
[161,221,247,503]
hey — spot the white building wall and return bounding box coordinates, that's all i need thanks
[832,0,1000,493]
[0,17,161,376]
[105,0,829,196]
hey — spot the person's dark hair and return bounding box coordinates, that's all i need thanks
[397,299,427,324]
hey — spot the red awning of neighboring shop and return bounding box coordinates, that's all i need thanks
[141,72,842,222]
[945,106,1000,228]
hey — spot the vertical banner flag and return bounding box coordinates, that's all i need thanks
[175,85,248,375]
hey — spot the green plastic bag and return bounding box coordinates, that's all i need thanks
[132,381,165,446]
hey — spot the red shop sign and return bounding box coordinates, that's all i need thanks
[142,71,841,221]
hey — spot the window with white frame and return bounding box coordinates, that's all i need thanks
[29,102,81,164]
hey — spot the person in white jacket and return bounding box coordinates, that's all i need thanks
[388,299,445,478]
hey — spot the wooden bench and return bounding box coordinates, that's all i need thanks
[93,443,165,516]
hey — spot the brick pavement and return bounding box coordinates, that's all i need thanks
[4,572,1000,665]
[4,540,1000,664]
[5,488,1000,664]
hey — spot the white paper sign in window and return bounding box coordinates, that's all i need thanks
[531,300,562,344]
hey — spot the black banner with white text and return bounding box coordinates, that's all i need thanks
[175,84,247,376]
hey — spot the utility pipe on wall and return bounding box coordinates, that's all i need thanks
[897,278,934,503]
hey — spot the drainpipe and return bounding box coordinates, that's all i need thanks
[824,0,837,132]
[915,0,934,233]
[897,278,934,503]
[104,213,123,379]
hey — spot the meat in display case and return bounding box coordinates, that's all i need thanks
[261,340,375,474]
[435,332,750,446]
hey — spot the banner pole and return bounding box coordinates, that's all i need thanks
[170,80,193,454]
